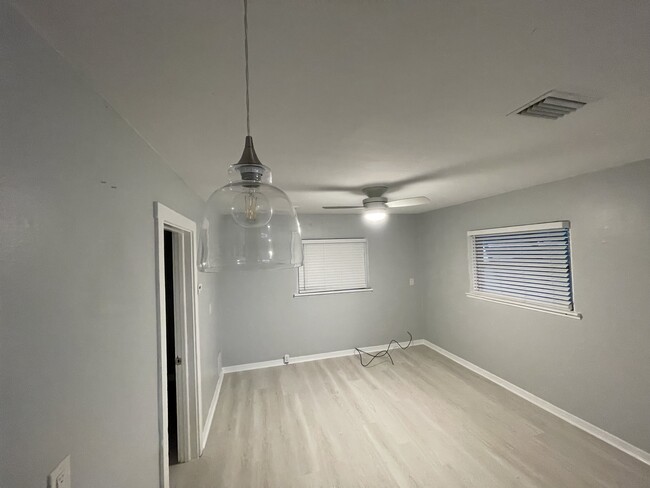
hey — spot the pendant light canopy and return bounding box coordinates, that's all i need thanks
[200,0,302,272]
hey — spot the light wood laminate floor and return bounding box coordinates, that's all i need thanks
[170,345,650,487]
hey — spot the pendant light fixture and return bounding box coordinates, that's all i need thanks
[200,0,303,272]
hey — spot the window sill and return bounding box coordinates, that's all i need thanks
[294,288,373,298]
[466,293,582,320]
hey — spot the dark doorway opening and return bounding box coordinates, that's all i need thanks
[164,229,179,465]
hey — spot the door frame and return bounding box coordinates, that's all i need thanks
[154,202,203,488]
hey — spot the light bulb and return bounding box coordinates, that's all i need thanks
[231,187,272,228]
[364,208,387,222]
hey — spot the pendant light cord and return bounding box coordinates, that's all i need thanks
[243,0,251,137]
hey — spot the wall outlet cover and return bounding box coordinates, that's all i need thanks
[283,354,290,365]
[48,455,71,488]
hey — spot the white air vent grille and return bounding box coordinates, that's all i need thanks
[514,91,593,120]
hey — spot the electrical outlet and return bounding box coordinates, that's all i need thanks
[48,456,70,488]
[283,354,290,365]
[409,278,415,286]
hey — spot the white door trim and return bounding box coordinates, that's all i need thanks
[154,202,202,488]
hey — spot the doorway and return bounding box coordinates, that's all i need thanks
[164,229,179,464]
[155,203,203,488]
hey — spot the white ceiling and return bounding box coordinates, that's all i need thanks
[14,0,650,213]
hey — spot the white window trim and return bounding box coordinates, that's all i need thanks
[294,288,374,298]
[294,238,373,297]
[467,221,582,319]
[467,220,569,237]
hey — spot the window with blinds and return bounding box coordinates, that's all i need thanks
[296,239,371,296]
[467,222,578,316]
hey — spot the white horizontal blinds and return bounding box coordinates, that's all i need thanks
[470,224,574,311]
[298,239,369,294]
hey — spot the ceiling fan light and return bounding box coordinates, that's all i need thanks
[364,208,388,222]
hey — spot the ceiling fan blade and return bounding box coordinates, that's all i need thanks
[322,205,364,210]
[386,196,431,208]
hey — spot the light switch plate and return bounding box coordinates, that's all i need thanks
[48,455,71,488]
[409,278,415,286]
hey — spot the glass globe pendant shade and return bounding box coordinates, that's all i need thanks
[200,136,303,271]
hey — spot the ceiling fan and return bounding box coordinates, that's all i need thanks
[322,186,430,222]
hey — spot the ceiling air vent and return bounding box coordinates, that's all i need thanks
[513,91,593,120]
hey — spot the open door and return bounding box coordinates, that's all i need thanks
[164,229,184,464]
[155,203,203,488]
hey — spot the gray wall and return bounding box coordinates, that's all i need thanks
[418,159,650,452]
[217,214,423,366]
[0,4,221,487]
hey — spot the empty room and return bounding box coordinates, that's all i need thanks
[2,0,650,487]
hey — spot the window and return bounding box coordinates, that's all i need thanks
[296,239,371,296]
[467,222,580,318]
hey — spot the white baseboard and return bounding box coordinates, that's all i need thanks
[419,340,650,467]
[222,339,424,374]
[200,371,223,453]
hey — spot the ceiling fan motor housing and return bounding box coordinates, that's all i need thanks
[363,197,388,209]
